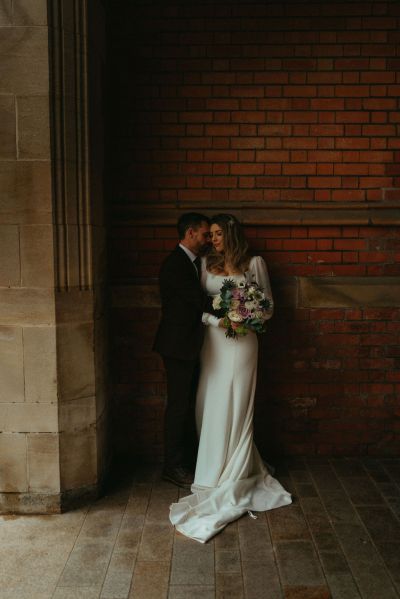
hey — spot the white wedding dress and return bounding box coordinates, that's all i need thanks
[169,256,292,543]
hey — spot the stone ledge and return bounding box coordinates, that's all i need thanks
[111,201,400,226]
[300,276,400,308]
[111,277,400,310]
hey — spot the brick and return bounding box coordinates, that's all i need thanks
[308,177,341,188]
[231,137,265,149]
[335,111,369,123]
[284,111,318,123]
[256,150,290,162]
[333,239,366,250]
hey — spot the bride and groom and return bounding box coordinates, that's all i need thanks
[154,212,291,543]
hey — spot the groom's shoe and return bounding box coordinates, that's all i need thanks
[162,465,193,489]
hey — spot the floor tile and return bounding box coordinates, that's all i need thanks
[137,522,174,561]
[57,542,113,587]
[170,533,214,586]
[168,586,215,599]
[242,559,283,599]
[268,504,311,541]
[283,586,331,599]
[128,561,169,599]
[53,589,101,599]
[215,549,241,573]
[100,551,136,598]
[356,506,400,542]
[275,541,325,587]
[216,572,244,599]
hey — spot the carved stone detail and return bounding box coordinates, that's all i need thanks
[48,0,92,290]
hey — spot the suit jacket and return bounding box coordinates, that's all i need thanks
[153,245,207,360]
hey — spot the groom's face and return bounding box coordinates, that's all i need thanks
[191,222,210,254]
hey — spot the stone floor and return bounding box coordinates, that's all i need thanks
[1,457,400,599]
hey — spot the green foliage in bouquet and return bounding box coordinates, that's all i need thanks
[212,278,271,340]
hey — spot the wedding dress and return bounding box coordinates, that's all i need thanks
[169,256,292,543]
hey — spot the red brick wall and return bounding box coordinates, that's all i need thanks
[109,0,400,205]
[108,1,400,459]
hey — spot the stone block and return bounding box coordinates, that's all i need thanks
[55,289,94,324]
[0,326,24,403]
[57,322,95,401]
[13,0,48,25]
[299,276,400,308]
[0,28,49,94]
[0,225,20,286]
[0,432,27,492]
[17,95,50,159]
[59,397,96,433]
[23,326,57,402]
[20,225,54,287]
[0,95,16,158]
[0,288,55,326]
[0,1,12,25]
[27,433,60,493]
[60,428,97,490]
[2,402,58,433]
[0,161,52,225]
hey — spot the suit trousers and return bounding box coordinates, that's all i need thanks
[163,356,199,470]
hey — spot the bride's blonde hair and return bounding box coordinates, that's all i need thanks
[206,213,251,274]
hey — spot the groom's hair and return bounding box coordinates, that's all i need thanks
[177,212,210,239]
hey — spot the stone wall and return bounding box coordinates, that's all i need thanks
[0,0,110,513]
[108,1,400,461]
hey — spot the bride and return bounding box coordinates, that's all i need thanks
[169,213,292,543]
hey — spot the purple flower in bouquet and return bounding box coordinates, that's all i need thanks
[212,278,271,339]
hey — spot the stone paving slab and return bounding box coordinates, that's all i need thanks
[0,459,399,598]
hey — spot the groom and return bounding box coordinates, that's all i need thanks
[153,213,211,488]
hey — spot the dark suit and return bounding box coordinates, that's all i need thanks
[153,245,207,469]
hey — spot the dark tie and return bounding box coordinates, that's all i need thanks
[193,256,201,278]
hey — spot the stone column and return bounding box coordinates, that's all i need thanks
[0,0,109,513]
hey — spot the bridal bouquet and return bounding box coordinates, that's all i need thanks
[212,279,271,339]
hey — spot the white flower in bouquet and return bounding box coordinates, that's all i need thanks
[212,295,222,310]
[245,300,258,310]
[213,278,272,340]
[228,310,244,323]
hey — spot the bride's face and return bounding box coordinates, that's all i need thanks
[210,224,224,253]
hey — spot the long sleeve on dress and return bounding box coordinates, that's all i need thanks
[202,312,220,327]
[247,256,274,320]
